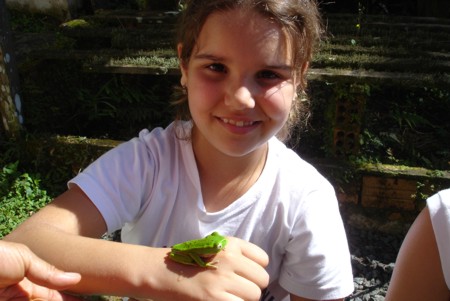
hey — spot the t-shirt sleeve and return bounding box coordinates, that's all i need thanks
[279,181,354,300]
[68,131,155,233]
[427,188,450,290]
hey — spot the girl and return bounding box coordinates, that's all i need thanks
[6,0,354,300]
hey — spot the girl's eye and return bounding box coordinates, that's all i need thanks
[208,63,226,73]
[257,70,280,80]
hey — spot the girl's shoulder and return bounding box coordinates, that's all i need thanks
[266,137,333,191]
[268,138,323,175]
[107,121,194,171]
[136,121,188,141]
[132,121,192,153]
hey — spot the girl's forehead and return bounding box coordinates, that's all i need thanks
[204,8,277,33]
[195,9,291,61]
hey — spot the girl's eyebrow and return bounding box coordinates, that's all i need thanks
[194,52,293,72]
[193,53,224,61]
[266,64,293,72]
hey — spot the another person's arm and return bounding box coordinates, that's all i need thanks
[291,295,343,301]
[5,185,269,300]
[0,240,81,301]
[385,207,450,301]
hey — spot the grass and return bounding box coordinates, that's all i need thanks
[0,160,145,301]
[0,162,52,238]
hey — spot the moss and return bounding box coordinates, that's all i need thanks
[15,134,121,195]
[357,162,450,179]
[60,19,91,28]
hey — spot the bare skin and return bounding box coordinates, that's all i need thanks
[5,186,269,301]
[385,207,450,301]
[0,240,82,301]
[291,296,343,301]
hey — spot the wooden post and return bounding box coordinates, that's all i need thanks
[0,1,23,138]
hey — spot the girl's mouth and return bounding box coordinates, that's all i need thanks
[221,118,255,127]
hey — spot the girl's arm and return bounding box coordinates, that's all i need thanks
[5,185,269,300]
[385,207,450,301]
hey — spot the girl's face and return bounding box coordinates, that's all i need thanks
[180,9,299,158]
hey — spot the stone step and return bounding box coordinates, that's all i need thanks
[22,134,450,220]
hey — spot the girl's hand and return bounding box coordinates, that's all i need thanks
[0,241,82,301]
[150,236,270,301]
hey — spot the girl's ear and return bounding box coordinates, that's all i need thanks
[177,43,183,58]
[177,43,188,87]
[296,61,310,91]
[300,61,309,77]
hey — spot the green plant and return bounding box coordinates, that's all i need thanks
[74,75,174,139]
[178,0,187,11]
[0,162,52,237]
[10,11,59,33]
[356,1,364,35]
[135,0,149,10]
[109,56,179,72]
[60,19,91,28]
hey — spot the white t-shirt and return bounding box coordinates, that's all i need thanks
[427,188,450,290]
[69,121,354,300]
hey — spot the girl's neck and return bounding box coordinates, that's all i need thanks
[192,135,269,212]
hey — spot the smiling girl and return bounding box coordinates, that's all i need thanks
[5,0,354,300]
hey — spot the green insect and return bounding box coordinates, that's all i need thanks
[169,232,228,268]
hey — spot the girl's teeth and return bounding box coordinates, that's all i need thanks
[222,118,252,127]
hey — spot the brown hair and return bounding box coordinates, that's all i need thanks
[173,0,323,141]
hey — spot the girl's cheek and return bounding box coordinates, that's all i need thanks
[190,73,225,95]
[261,85,294,110]
[188,81,222,107]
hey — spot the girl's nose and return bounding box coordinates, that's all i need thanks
[224,81,256,110]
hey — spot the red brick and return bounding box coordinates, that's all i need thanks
[361,176,417,210]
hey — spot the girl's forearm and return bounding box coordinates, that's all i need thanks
[4,226,170,298]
